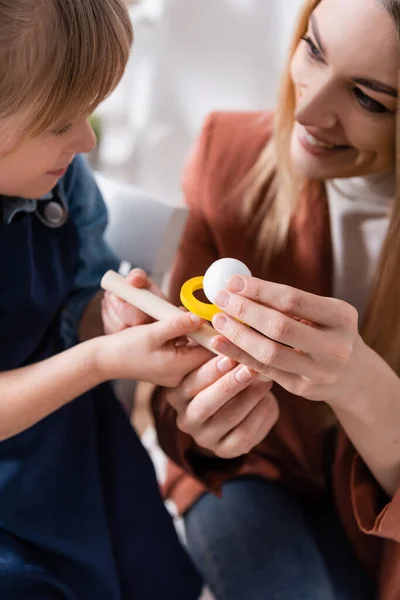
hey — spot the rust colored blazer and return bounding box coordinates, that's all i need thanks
[152,112,400,600]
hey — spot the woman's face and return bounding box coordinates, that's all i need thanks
[290,0,399,180]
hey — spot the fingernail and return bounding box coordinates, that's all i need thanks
[215,291,230,308]
[190,313,203,325]
[217,357,235,373]
[229,277,245,292]
[234,366,253,384]
[213,314,228,331]
[258,374,272,383]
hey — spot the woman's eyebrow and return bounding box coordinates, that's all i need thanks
[352,78,398,98]
[310,14,326,55]
[310,13,398,99]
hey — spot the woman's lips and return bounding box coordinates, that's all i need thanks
[298,125,352,157]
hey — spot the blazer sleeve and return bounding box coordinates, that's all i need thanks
[346,438,400,543]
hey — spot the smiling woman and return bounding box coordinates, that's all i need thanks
[290,0,397,178]
[149,0,400,599]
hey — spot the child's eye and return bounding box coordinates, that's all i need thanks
[353,88,391,115]
[301,35,324,63]
[52,124,73,136]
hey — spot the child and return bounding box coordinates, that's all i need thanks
[0,1,212,598]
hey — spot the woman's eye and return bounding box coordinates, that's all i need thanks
[301,35,324,62]
[52,124,73,137]
[353,88,390,114]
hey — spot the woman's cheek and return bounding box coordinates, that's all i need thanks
[344,115,396,166]
[291,44,310,80]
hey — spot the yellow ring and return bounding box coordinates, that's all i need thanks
[180,276,221,321]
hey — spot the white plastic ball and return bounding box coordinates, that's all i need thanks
[203,258,252,304]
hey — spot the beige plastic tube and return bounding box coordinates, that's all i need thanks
[101,270,270,383]
[101,270,218,353]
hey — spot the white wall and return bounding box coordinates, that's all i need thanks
[98,0,305,204]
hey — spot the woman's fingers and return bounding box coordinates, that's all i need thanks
[193,382,273,452]
[225,276,358,330]
[214,293,325,357]
[215,391,279,459]
[211,317,316,379]
[166,355,277,457]
[169,355,237,411]
[176,366,271,436]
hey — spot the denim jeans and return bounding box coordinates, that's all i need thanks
[184,477,375,600]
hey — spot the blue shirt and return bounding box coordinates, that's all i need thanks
[0,154,203,600]
[1,155,120,347]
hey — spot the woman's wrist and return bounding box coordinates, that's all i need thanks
[328,340,398,421]
[327,341,400,497]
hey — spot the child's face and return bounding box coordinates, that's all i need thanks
[0,116,97,198]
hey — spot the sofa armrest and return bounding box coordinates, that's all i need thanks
[94,172,187,285]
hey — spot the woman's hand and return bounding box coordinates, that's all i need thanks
[163,356,279,458]
[101,268,163,334]
[210,275,367,410]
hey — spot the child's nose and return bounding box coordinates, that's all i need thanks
[71,121,97,154]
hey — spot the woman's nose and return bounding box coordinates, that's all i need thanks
[295,82,338,129]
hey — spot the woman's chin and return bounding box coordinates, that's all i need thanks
[289,133,382,181]
[290,134,327,180]
[290,142,356,181]
[290,150,330,180]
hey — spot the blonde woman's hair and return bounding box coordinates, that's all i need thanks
[0,0,133,139]
[244,0,320,266]
[246,0,400,374]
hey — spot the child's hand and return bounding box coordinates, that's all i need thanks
[101,268,164,334]
[96,311,213,387]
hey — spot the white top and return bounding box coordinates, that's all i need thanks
[325,173,395,321]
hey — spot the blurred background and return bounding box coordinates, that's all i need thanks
[92,0,304,205]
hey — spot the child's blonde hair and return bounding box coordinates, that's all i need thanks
[245,0,400,375]
[0,0,133,138]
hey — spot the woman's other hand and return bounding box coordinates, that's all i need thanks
[211,276,365,410]
[162,356,279,459]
